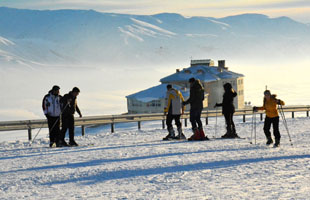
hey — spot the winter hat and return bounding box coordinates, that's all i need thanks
[166,84,172,89]
[223,83,232,91]
[189,78,196,83]
[264,90,271,95]
[72,87,80,93]
[52,85,60,91]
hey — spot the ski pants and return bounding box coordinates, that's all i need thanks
[223,112,236,134]
[46,116,60,143]
[61,114,75,142]
[166,114,181,130]
[190,108,202,130]
[264,116,281,141]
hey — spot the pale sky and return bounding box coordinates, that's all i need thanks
[1,0,310,23]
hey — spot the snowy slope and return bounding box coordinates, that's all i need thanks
[1,7,310,66]
[0,115,309,199]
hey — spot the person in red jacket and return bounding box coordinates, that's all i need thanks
[253,90,285,147]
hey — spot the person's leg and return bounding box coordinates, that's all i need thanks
[264,117,273,145]
[222,113,232,137]
[174,115,185,139]
[163,114,175,139]
[272,117,281,146]
[68,115,77,146]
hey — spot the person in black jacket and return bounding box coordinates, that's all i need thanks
[183,78,209,140]
[60,87,82,146]
[215,83,239,138]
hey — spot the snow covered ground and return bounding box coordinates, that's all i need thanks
[0,115,309,199]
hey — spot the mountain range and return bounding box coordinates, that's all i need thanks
[0,7,309,67]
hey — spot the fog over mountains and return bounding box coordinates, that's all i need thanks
[1,7,310,68]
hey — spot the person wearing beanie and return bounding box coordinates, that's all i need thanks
[163,84,186,140]
[215,83,239,138]
[183,78,209,141]
[42,85,62,147]
[253,90,285,147]
[60,87,82,147]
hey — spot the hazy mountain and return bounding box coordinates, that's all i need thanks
[0,7,309,67]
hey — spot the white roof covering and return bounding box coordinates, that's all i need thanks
[160,65,244,83]
[126,84,189,103]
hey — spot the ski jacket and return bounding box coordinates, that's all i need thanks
[60,92,81,116]
[216,89,237,114]
[257,95,285,118]
[42,91,62,117]
[183,79,205,111]
[164,88,185,115]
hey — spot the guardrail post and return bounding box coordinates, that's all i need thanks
[243,115,245,123]
[184,118,187,127]
[205,117,208,125]
[292,112,295,118]
[138,121,141,130]
[28,127,32,141]
[162,120,165,129]
[111,123,115,133]
[81,125,85,136]
[260,113,263,121]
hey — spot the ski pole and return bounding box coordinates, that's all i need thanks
[30,102,69,146]
[214,107,218,138]
[278,104,293,146]
[250,111,254,144]
[254,111,257,145]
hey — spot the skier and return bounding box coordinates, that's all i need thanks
[163,84,186,140]
[183,78,209,140]
[214,83,239,138]
[253,90,285,147]
[60,87,82,147]
[42,85,62,147]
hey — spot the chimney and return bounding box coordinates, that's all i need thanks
[218,60,228,72]
[218,60,225,68]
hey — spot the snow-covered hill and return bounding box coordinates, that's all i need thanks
[1,7,310,67]
[0,115,309,199]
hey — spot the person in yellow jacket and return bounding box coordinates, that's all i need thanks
[253,90,285,147]
[163,84,186,140]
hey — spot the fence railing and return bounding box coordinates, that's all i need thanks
[1,105,310,141]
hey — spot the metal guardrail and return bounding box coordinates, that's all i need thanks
[1,106,310,141]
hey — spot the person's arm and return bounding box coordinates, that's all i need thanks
[179,92,185,115]
[76,104,82,117]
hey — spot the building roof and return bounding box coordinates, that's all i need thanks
[160,65,244,83]
[126,84,189,103]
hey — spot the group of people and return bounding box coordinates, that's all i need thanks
[163,78,285,147]
[42,85,82,147]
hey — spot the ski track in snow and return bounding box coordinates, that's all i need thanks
[0,117,310,199]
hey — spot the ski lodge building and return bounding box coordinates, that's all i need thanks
[126,59,244,114]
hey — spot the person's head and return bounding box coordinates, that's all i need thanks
[223,83,232,92]
[264,90,271,99]
[52,85,60,96]
[188,77,196,87]
[72,87,80,97]
[166,84,172,91]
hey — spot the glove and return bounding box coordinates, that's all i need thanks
[182,101,186,106]
[253,106,258,112]
[214,103,219,108]
[276,99,281,105]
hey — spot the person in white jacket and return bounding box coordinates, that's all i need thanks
[163,84,186,140]
[42,85,62,147]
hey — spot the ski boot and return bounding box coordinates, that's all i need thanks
[163,127,175,140]
[188,128,201,141]
[69,140,79,147]
[273,139,280,147]
[198,127,209,140]
[266,137,273,145]
[174,127,186,140]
